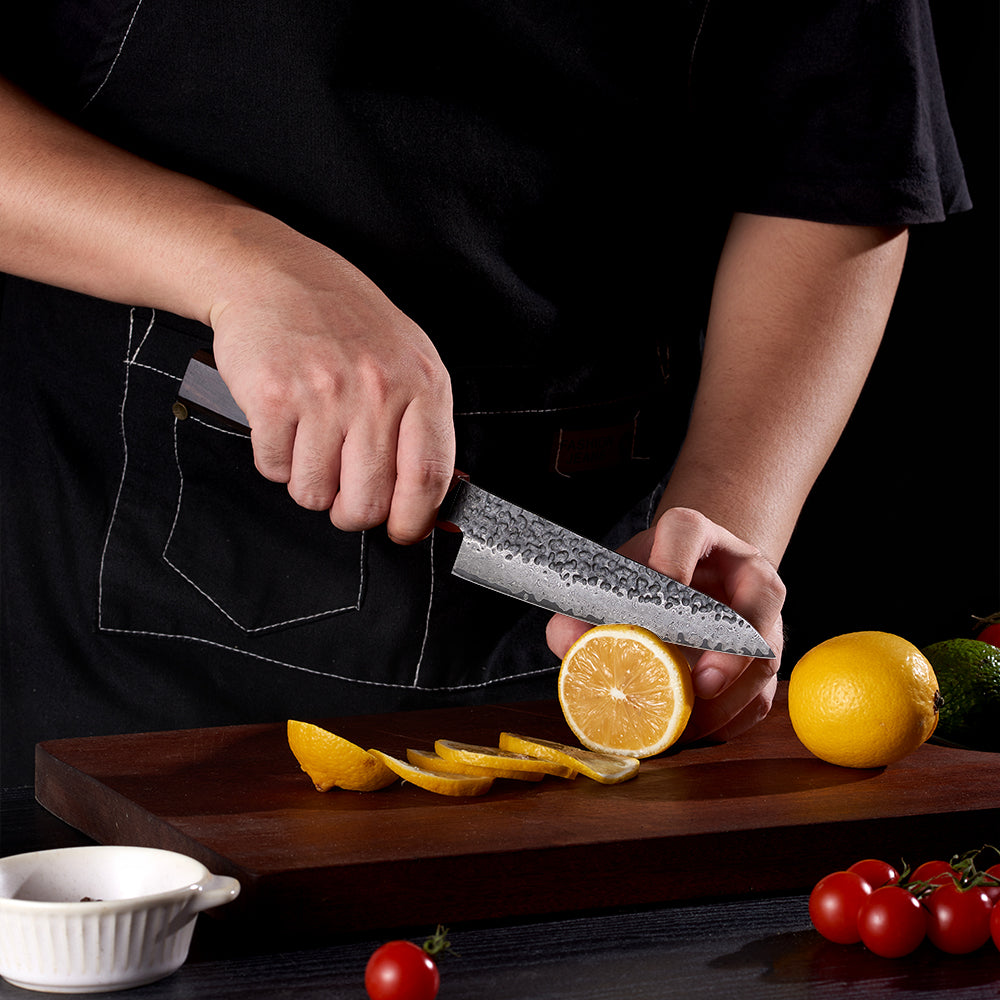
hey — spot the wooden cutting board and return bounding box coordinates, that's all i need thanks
[34,686,1000,935]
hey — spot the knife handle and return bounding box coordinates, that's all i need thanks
[173,349,252,432]
[435,471,470,533]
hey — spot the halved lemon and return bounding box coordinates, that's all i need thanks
[367,749,495,796]
[406,747,545,782]
[557,623,694,758]
[499,733,639,784]
[433,739,576,779]
[287,720,397,792]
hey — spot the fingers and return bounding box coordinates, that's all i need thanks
[643,507,785,698]
[383,396,456,544]
[246,369,346,509]
[545,613,592,660]
[684,669,780,744]
[606,506,788,741]
[215,288,454,541]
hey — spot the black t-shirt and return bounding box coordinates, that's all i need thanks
[688,1,969,225]
[0,1,972,783]
[2,1,970,361]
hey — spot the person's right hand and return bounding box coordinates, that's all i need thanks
[208,231,456,544]
[0,78,455,543]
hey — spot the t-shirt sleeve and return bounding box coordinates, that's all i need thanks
[687,0,971,225]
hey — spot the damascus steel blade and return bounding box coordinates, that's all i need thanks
[175,354,773,658]
[440,479,774,658]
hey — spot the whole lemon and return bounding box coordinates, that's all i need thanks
[788,631,941,768]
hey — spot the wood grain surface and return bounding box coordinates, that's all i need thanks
[34,686,1000,936]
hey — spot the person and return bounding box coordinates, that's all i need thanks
[0,2,969,786]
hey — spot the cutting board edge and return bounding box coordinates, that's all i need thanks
[175,805,1000,936]
[33,742,258,888]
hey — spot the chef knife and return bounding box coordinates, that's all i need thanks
[174,351,774,659]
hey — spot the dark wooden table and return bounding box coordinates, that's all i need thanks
[2,784,998,999]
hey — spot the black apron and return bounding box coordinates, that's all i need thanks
[0,2,701,784]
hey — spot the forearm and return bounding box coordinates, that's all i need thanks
[658,212,909,566]
[0,76,455,540]
[0,75,291,323]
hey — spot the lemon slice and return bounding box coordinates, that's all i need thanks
[287,720,398,792]
[368,749,495,796]
[406,748,545,782]
[499,733,640,784]
[557,623,694,758]
[433,739,576,779]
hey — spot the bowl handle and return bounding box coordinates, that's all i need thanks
[189,874,241,914]
[160,874,241,939]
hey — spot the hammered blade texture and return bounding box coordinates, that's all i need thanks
[444,480,772,658]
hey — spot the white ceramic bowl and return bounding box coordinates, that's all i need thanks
[0,845,240,994]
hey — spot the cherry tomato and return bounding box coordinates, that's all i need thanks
[924,882,994,954]
[857,885,927,958]
[911,859,958,888]
[991,897,1000,951]
[976,622,1000,648]
[365,940,440,1000]
[847,858,899,891]
[809,871,871,944]
[982,863,1000,906]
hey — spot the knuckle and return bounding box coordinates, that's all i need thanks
[252,445,291,484]
[253,376,299,417]
[351,356,395,406]
[399,455,456,497]
[754,560,787,609]
[286,453,338,511]
[331,496,390,532]
[659,506,711,535]
[744,689,776,730]
[288,485,334,511]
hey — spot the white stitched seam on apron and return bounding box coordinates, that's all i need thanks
[81,0,146,110]
[95,625,558,690]
[97,306,152,627]
[454,393,643,418]
[408,530,435,687]
[162,416,365,631]
[131,360,181,382]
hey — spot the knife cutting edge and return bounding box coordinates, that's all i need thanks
[174,351,775,659]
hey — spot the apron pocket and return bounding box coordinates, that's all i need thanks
[164,415,364,633]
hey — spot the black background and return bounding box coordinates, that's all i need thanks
[779,2,999,668]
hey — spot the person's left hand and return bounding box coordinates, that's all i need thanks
[546,506,786,743]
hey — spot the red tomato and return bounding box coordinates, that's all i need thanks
[847,858,899,891]
[911,860,958,888]
[924,882,994,954]
[976,622,1000,648]
[809,871,872,944]
[982,863,1000,906]
[365,940,440,1000]
[991,898,1000,951]
[857,886,927,958]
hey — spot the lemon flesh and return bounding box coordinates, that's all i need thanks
[558,623,694,758]
[287,720,397,791]
[406,747,545,781]
[367,749,495,796]
[433,739,576,779]
[499,733,640,784]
